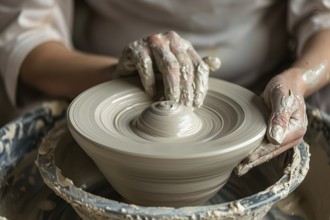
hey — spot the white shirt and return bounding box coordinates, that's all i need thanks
[0,0,330,112]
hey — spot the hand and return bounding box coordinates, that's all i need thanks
[236,73,308,175]
[113,31,221,107]
[262,74,307,146]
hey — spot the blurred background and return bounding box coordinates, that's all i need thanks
[0,80,17,126]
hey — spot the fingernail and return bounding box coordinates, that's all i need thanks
[194,92,203,107]
[270,125,284,144]
[203,56,221,72]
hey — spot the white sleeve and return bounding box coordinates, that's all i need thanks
[0,0,73,106]
[288,0,330,55]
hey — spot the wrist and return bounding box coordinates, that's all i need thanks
[289,60,330,97]
[279,67,307,97]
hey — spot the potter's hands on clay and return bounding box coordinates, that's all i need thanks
[113,31,221,107]
[262,74,307,148]
[236,74,308,176]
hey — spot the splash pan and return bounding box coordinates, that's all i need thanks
[33,121,310,220]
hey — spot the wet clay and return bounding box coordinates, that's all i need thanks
[133,101,202,138]
[115,31,221,108]
[67,77,267,207]
[302,63,327,88]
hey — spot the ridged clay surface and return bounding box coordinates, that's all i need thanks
[67,77,267,207]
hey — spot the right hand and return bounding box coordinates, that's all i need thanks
[113,31,221,108]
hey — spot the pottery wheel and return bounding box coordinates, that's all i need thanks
[67,77,267,206]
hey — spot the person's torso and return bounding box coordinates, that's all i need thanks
[82,0,291,87]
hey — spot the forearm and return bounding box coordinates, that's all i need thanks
[281,30,330,97]
[20,41,118,99]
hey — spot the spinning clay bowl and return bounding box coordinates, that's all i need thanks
[66,77,268,207]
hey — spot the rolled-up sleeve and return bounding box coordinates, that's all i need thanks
[0,0,73,106]
[288,0,330,55]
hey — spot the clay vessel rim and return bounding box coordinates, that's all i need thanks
[67,121,266,159]
[67,77,267,158]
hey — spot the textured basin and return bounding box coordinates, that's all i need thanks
[0,101,311,219]
[37,121,310,220]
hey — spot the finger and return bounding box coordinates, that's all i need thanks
[203,56,221,72]
[112,46,136,79]
[268,112,289,145]
[235,137,303,176]
[243,135,302,164]
[187,47,210,107]
[169,34,194,107]
[129,41,156,97]
[268,137,303,159]
[243,139,279,163]
[268,94,306,145]
[148,34,181,103]
[248,137,302,166]
[174,52,194,107]
[282,100,307,145]
[266,85,294,144]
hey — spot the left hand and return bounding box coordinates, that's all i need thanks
[236,72,308,175]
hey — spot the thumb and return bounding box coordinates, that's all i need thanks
[202,56,221,72]
[266,88,301,145]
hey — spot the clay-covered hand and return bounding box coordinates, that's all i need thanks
[113,31,221,107]
[235,74,308,175]
[262,74,307,147]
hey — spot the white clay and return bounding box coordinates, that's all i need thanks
[302,63,327,88]
[67,76,267,207]
[203,56,221,72]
